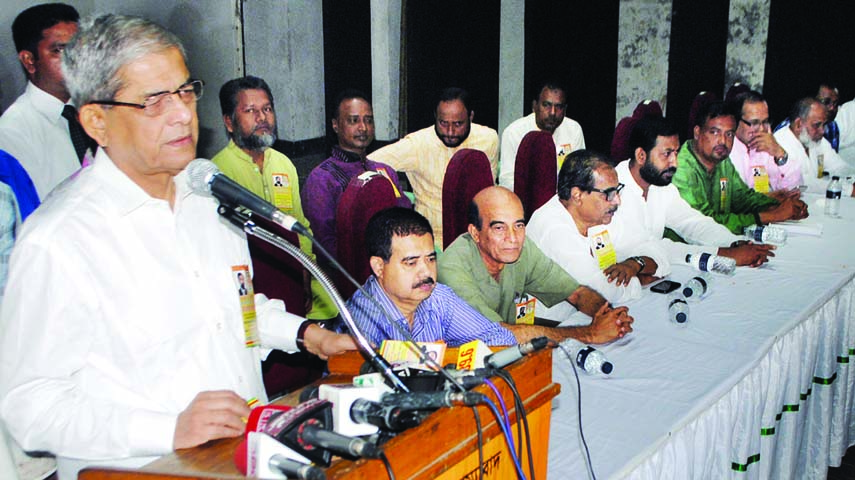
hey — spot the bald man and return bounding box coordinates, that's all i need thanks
[437,186,632,344]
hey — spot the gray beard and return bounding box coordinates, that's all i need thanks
[234,130,276,152]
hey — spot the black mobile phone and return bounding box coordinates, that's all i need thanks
[650,279,681,294]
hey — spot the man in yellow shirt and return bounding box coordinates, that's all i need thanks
[212,76,336,319]
[370,87,498,248]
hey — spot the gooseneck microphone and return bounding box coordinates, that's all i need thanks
[484,336,550,369]
[186,159,307,234]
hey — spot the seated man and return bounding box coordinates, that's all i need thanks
[615,117,774,267]
[498,79,585,190]
[727,91,801,193]
[346,207,516,347]
[528,150,669,306]
[369,87,498,248]
[212,75,335,319]
[302,89,411,260]
[672,101,808,235]
[774,97,855,195]
[438,186,633,344]
[0,15,355,478]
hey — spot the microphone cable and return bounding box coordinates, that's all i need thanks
[493,368,535,480]
[482,396,526,480]
[557,341,597,480]
[379,451,395,480]
[470,406,484,480]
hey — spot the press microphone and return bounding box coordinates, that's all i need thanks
[379,390,485,410]
[484,336,549,369]
[350,398,425,432]
[297,424,381,459]
[235,432,325,480]
[186,158,307,234]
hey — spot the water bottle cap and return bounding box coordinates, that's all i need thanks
[601,362,613,374]
[676,312,687,323]
[682,287,693,297]
[833,176,840,180]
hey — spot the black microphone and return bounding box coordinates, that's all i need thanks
[350,398,425,432]
[379,391,485,411]
[484,336,549,369]
[186,158,307,234]
[297,424,381,459]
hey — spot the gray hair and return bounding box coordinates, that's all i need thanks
[62,14,186,107]
[788,97,821,124]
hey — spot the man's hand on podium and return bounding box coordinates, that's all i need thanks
[304,324,357,360]
[173,390,251,450]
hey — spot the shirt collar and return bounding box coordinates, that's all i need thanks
[224,140,265,167]
[331,145,365,164]
[91,148,189,216]
[26,81,67,123]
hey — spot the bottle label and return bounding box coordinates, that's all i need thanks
[698,253,711,272]
[752,226,764,242]
[669,298,688,308]
[576,347,593,369]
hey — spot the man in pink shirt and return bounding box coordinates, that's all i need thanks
[728,91,803,194]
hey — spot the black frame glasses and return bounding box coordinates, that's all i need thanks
[739,117,771,129]
[588,183,624,202]
[89,79,204,117]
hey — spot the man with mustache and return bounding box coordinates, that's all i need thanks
[346,207,516,347]
[612,117,774,268]
[499,80,585,190]
[527,150,669,307]
[439,186,633,344]
[773,97,855,195]
[672,101,808,235]
[302,89,411,261]
[370,87,498,249]
[212,76,335,320]
[727,91,802,193]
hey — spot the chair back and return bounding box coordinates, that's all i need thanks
[513,131,557,221]
[442,149,494,249]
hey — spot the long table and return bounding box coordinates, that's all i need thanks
[549,192,855,479]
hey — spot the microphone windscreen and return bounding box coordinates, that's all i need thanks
[233,438,248,475]
[186,158,219,194]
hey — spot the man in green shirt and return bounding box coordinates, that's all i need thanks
[438,186,633,344]
[672,101,808,234]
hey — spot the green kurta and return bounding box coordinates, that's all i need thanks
[437,233,579,324]
[672,141,778,234]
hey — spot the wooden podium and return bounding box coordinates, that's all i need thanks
[80,348,559,480]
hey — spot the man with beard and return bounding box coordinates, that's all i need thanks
[346,207,516,347]
[498,80,585,190]
[774,97,855,195]
[370,87,498,249]
[439,186,633,343]
[302,89,411,261]
[527,150,669,306]
[672,101,808,235]
[212,76,335,319]
[613,117,774,267]
[728,91,802,193]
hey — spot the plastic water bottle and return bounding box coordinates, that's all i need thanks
[743,224,787,245]
[682,273,711,302]
[685,252,736,276]
[559,338,613,376]
[825,176,842,217]
[668,293,690,325]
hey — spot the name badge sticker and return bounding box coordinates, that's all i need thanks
[232,265,259,348]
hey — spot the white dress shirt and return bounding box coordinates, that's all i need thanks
[499,113,586,190]
[837,100,855,169]
[613,160,741,264]
[0,151,303,478]
[774,126,853,193]
[527,195,670,317]
[0,82,80,199]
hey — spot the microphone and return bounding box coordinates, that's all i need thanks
[297,424,381,459]
[350,398,425,432]
[379,391,485,410]
[235,432,325,480]
[484,336,550,369]
[186,158,307,234]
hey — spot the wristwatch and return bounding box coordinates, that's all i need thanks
[774,153,789,166]
[629,256,646,273]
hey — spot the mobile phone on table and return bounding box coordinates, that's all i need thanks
[650,279,681,294]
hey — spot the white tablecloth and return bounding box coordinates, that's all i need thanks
[548,193,855,479]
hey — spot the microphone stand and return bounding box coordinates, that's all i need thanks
[217,204,410,393]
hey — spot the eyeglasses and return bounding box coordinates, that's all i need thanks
[89,80,204,117]
[739,117,771,129]
[588,183,624,202]
[818,97,838,108]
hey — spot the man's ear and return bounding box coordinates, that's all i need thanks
[531,99,538,114]
[469,110,475,122]
[331,117,340,135]
[693,125,701,141]
[79,104,107,147]
[223,114,234,134]
[467,223,480,242]
[570,186,584,203]
[369,256,385,278]
[634,147,647,165]
[791,117,802,133]
[17,50,36,76]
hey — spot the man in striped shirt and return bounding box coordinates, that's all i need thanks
[345,207,516,347]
